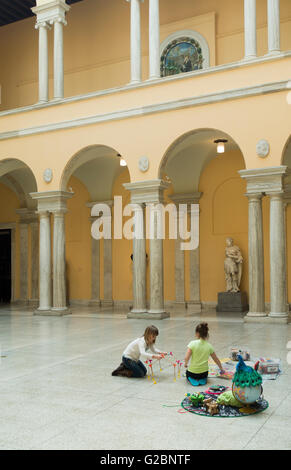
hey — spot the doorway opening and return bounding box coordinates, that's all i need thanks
[0,230,11,303]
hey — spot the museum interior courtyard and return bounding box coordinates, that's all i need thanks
[0,305,290,450]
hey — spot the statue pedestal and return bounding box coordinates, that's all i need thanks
[216,292,248,313]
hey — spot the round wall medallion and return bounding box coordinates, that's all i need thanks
[138,156,149,173]
[256,139,270,158]
[43,168,53,183]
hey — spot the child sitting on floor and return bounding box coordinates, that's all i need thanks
[184,322,225,386]
[112,325,167,378]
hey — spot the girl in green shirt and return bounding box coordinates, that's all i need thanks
[184,322,225,386]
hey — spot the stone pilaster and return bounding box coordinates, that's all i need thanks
[127,0,143,84]
[170,193,202,313]
[30,218,39,306]
[16,210,29,305]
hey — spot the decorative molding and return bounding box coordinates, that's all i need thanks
[1,51,290,119]
[32,0,70,26]
[0,80,289,142]
[30,190,74,212]
[124,179,170,204]
[239,166,288,194]
[43,168,53,183]
[138,156,149,173]
[256,139,270,158]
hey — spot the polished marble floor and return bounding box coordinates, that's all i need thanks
[0,305,290,450]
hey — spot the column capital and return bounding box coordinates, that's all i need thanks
[169,192,203,206]
[239,166,288,194]
[32,0,70,26]
[16,208,38,224]
[35,21,51,30]
[30,190,74,212]
[124,179,170,204]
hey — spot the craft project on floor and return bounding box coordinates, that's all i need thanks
[181,355,269,417]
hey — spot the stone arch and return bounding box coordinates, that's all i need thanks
[60,144,130,200]
[159,128,245,193]
[281,135,291,168]
[0,158,38,209]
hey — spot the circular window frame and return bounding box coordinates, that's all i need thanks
[160,30,210,78]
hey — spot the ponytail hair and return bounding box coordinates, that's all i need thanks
[195,322,209,339]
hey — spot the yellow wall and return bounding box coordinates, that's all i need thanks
[0,0,290,110]
[65,175,91,301]
[112,169,132,302]
[199,150,248,302]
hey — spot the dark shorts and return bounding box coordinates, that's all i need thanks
[186,370,208,380]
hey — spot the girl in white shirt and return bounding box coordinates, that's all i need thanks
[112,325,167,378]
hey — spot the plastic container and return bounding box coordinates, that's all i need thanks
[230,347,250,362]
[258,359,280,375]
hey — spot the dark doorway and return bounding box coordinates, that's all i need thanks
[0,230,11,303]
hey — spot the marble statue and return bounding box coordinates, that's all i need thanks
[224,237,243,293]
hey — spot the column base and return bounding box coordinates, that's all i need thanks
[88,299,101,307]
[34,307,71,316]
[241,55,257,62]
[269,312,289,318]
[246,311,267,317]
[101,300,114,307]
[187,301,202,314]
[127,311,170,320]
[265,50,281,57]
[244,314,289,324]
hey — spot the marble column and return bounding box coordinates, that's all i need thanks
[188,203,202,313]
[30,218,39,305]
[246,193,266,316]
[131,203,147,313]
[268,192,288,318]
[19,221,29,304]
[52,17,66,100]
[101,204,113,307]
[36,22,49,103]
[148,203,165,314]
[52,209,69,312]
[244,0,257,60]
[149,0,160,80]
[127,0,143,84]
[37,211,52,312]
[267,0,281,55]
[90,236,101,306]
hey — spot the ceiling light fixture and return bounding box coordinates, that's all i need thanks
[214,139,228,154]
[117,153,127,167]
